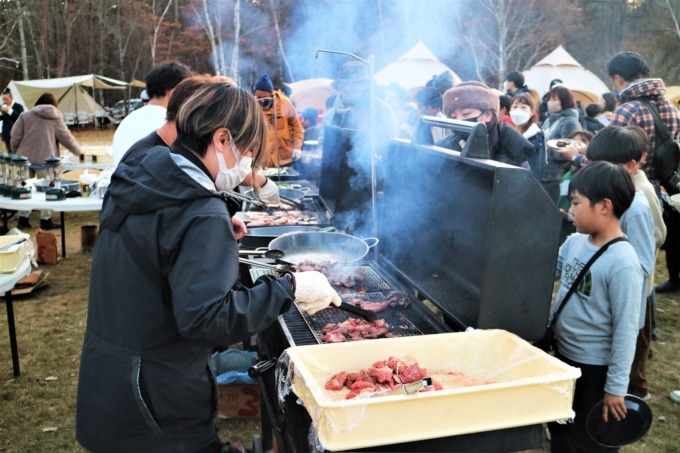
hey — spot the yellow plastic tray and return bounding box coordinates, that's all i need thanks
[285,329,580,451]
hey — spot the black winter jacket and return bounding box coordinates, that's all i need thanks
[436,121,536,167]
[76,147,294,452]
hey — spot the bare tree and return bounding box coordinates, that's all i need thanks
[656,0,680,39]
[268,0,293,81]
[230,0,240,80]
[150,0,174,64]
[455,0,559,87]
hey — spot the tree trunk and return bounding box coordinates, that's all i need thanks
[151,0,174,64]
[17,2,29,80]
[230,0,240,81]
[269,0,293,81]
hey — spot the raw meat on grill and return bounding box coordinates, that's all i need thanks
[323,356,439,399]
[348,298,391,312]
[346,291,412,312]
[321,318,393,343]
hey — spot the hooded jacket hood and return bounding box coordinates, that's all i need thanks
[108,146,218,217]
[31,104,63,120]
[620,79,666,102]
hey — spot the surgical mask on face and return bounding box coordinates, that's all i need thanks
[510,109,531,126]
[547,100,562,113]
[214,135,252,191]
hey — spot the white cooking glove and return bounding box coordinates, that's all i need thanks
[292,149,302,161]
[257,178,280,204]
[293,271,342,315]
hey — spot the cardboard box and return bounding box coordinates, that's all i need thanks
[217,384,261,419]
[36,229,59,264]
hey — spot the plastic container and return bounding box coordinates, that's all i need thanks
[0,233,31,273]
[283,329,581,451]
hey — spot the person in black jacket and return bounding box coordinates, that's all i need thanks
[437,81,536,167]
[0,87,24,153]
[76,82,340,453]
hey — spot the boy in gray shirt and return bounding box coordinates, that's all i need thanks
[586,126,657,401]
[549,162,643,453]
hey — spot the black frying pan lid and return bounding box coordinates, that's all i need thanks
[586,394,652,448]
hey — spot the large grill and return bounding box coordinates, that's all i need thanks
[248,117,560,452]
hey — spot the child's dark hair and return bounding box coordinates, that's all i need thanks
[569,161,635,219]
[586,125,648,164]
[569,129,594,144]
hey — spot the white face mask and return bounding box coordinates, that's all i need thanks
[510,109,531,126]
[214,135,252,191]
[547,100,562,113]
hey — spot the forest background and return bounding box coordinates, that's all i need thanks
[0,0,679,106]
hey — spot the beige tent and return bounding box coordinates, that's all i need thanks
[287,78,336,113]
[522,45,611,106]
[665,86,680,108]
[375,41,463,90]
[7,74,127,117]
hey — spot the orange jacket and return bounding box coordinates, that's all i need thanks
[262,91,304,167]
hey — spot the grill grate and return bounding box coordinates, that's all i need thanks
[301,292,423,344]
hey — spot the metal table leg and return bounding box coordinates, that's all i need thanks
[60,212,66,258]
[1,209,8,235]
[5,289,20,376]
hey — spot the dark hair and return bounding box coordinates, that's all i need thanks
[607,51,650,82]
[569,161,635,219]
[145,61,193,99]
[569,129,594,144]
[35,92,57,107]
[548,85,574,109]
[166,74,220,122]
[602,92,618,112]
[499,94,512,112]
[2,87,12,96]
[505,70,525,88]
[415,87,442,109]
[585,103,602,118]
[175,83,269,172]
[586,125,649,164]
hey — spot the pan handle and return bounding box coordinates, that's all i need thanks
[362,237,379,248]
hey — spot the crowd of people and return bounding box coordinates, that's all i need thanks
[2,47,679,452]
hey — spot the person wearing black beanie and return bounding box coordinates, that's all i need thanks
[253,73,303,168]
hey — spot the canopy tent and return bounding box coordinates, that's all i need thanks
[664,86,680,108]
[7,74,127,117]
[522,45,610,107]
[287,78,336,114]
[375,41,463,91]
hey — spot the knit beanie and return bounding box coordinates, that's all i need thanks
[254,74,274,92]
[442,82,500,117]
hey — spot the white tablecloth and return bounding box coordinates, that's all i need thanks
[0,190,103,212]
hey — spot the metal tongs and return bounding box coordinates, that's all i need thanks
[222,189,267,208]
[377,377,433,397]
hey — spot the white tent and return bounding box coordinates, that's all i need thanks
[375,41,463,90]
[7,74,127,118]
[522,45,610,105]
[287,78,336,113]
